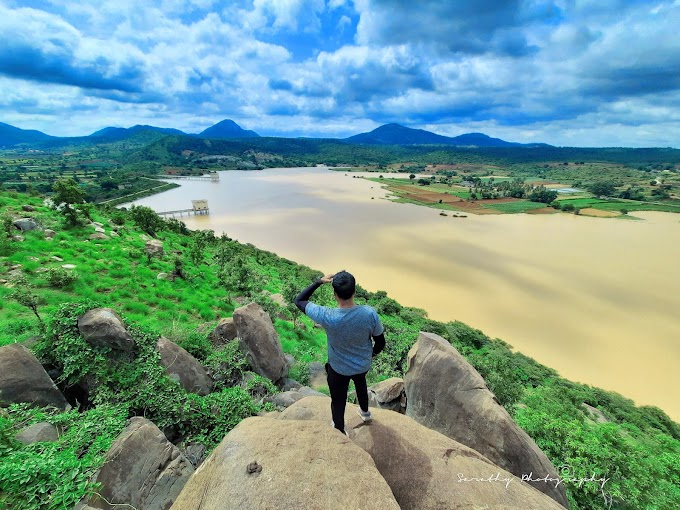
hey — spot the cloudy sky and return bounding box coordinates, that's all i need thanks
[1,0,679,147]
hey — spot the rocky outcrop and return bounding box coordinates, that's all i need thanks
[208,317,237,347]
[15,422,59,444]
[265,386,325,410]
[13,218,38,231]
[156,337,212,396]
[232,303,288,383]
[0,344,69,410]
[404,332,569,507]
[77,308,135,351]
[369,377,406,413]
[89,233,109,240]
[170,417,400,510]
[582,403,610,424]
[308,361,326,388]
[145,239,164,258]
[279,396,565,510]
[82,417,194,510]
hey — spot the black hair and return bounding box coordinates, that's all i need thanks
[332,271,356,300]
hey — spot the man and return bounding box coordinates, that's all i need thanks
[295,270,385,435]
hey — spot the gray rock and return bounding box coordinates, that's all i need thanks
[89,233,109,240]
[308,361,327,389]
[296,386,325,397]
[368,377,406,413]
[109,231,119,237]
[156,337,212,396]
[94,226,105,233]
[44,229,56,238]
[82,417,194,510]
[51,256,63,261]
[268,390,306,409]
[145,239,164,258]
[279,397,566,510]
[404,332,568,507]
[62,264,76,269]
[156,272,168,280]
[208,317,237,347]
[77,308,135,351]
[183,443,207,468]
[20,335,41,350]
[281,378,302,391]
[13,218,37,231]
[11,235,24,242]
[284,353,295,368]
[0,344,69,410]
[582,403,610,423]
[170,417,400,510]
[92,222,104,227]
[22,205,36,212]
[15,422,59,444]
[232,303,288,383]
[268,292,286,306]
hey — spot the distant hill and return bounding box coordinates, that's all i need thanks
[345,123,549,147]
[199,119,260,139]
[0,122,55,147]
[89,125,188,140]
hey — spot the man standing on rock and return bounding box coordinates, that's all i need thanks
[295,271,385,435]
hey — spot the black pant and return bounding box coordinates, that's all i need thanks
[326,363,369,434]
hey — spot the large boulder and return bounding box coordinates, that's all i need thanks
[77,308,135,351]
[13,218,38,231]
[208,317,237,347]
[15,422,59,444]
[170,417,400,510]
[404,332,569,507]
[280,396,565,510]
[156,337,212,396]
[145,239,164,258]
[82,417,194,510]
[0,344,69,410]
[368,377,406,413]
[232,303,288,383]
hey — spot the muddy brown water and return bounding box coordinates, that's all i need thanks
[126,167,680,421]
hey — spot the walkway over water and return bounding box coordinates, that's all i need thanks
[160,173,219,182]
[158,199,209,217]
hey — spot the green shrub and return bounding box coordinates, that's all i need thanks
[288,361,310,386]
[243,373,278,400]
[184,388,260,449]
[205,341,250,390]
[44,268,78,288]
[0,403,128,510]
[176,331,213,362]
[561,202,575,211]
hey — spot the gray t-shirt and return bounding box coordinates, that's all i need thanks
[305,303,384,376]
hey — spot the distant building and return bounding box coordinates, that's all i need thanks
[192,200,209,211]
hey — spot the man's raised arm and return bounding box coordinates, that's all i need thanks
[294,273,334,313]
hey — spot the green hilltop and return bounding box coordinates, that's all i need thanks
[0,189,679,510]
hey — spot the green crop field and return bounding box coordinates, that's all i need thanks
[482,200,551,213]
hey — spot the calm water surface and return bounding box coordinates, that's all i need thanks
[127,167,680,420]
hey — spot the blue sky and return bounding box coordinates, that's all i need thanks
[1,0,679,147]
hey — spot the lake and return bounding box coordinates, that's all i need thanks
[126,166,680,420]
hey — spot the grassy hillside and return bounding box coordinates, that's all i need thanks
[0,190,678,510]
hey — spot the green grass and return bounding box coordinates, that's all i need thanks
[482,200,552,213]
[558,197,680,213]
